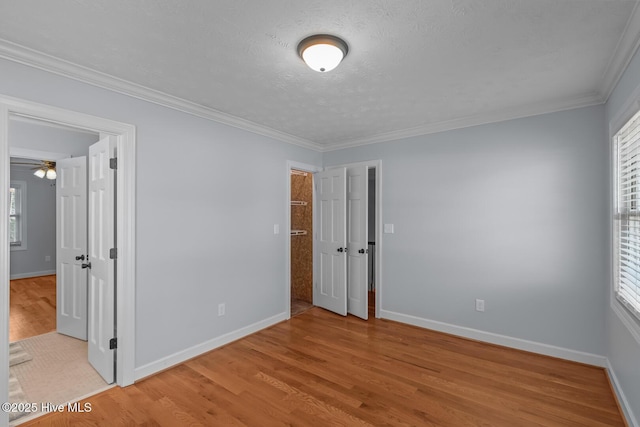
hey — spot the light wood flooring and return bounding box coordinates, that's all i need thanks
[21,307,625,426]
[291,298,313,317]
[10,275,56,342]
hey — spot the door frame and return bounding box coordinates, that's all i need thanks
[285,160,382,319]
[286,161,322,318]
[0,95,136,417]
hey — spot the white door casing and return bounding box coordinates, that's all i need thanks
[56,156,88,340]
[347,165,369,320]
[314,168,347,316]
[88,136,116,384]
[1,97,136,427]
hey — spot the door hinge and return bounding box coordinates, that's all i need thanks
[109,248,117,259]
[109,338,117,350]
[109,157,117,170]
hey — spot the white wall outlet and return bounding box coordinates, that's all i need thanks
[45,255,51,262]
[218,303,225,316]
[475,299,485,312]
[384,223,395,234]
[273,224,280,235]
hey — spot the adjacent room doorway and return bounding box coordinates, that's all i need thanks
[0,95,137,426]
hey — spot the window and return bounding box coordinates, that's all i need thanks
[9,181,26,250]
[614,108,640,320]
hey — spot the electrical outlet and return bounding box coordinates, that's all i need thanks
[45,255,51,262]
[273,224,280,235]
[218,303,225,317]
[475,299,485,312]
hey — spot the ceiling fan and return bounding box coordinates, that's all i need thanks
[10,159,57,180]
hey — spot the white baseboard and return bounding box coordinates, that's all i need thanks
[606,359,639,427]
[9,270,55,280]
[134,312,288,381]
[379,309,608,367]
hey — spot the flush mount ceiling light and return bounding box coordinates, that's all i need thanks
[297,34,348,73]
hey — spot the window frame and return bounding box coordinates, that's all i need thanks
[9,180,27,251]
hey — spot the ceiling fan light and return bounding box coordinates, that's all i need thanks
[298,35,348,72]
[34,168,46,178]
[46,168,57,180]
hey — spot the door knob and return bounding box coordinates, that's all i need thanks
[358,248,366,254]
[81,262,92,269]
[75,255,85,261]
[337,247,344,252]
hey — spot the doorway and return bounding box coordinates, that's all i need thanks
[290,169,313,317]
[0,95,137,426]
[367,167,376,318]
[286,160,382,320]
[8,118,109,424]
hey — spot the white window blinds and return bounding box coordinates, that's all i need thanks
[615,109,640,320]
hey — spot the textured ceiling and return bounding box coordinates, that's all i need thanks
[0,0,638,150]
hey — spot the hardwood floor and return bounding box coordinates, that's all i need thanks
[10,275,56,342]
[21,307,625,426]
[291,298,313,317]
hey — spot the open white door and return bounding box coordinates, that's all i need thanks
[88,136,116,384]
[314,168,347,316]
[56,156,88,340]
[347,165,368,320]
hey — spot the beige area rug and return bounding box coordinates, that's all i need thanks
[8,372,29,422]
[9,342,32,422]
[10,332,113,425]
[10,343,33,367]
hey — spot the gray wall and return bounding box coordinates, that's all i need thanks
[605,43,640,423]
[0,57,322,369]
[9,166,56,278]
[324,105,609,356]
[10,119,99,157]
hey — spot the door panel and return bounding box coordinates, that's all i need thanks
[314,168,347,316]
[347,165,368,319]
[88,136,116,384]
[56,156,88,340]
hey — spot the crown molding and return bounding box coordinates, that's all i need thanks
[321,92,604,152]
[0,39,323,152]
[599,0,640,102]
[0,34,630,154]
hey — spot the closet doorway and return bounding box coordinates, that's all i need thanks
[290,169,314,316]
[285,160,382,320]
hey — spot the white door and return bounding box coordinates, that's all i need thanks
[314,168,347,316]
[56,156,88,340]
[347,166,368,320]
[88,136,116,384]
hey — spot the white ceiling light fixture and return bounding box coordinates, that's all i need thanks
[45,168,57,180]
[297,34,348,73]
[33,160,56,180]
[11,159,57,179]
